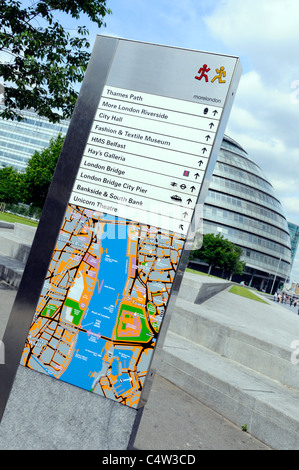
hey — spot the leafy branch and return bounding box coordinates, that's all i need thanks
[0,0,112,122]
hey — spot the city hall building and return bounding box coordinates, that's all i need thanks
[0,108,295,292]
[190,135,293,293]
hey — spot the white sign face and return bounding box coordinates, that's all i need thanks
[69,76,233,235]
[67,39,241,237]
[70,85,220,235]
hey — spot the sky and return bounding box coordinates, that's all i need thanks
[83,0,299,283]
[4,0,299,283]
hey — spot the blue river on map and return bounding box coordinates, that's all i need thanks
[61,216,130,391]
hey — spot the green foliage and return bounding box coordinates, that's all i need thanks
[225,244,246,276]
[0,134,64,210]
[0,0,112,122]
[0,208,39,226]
[0,166,23,203]
[21,134,65,208]
[190,233,245,276]
[229,286,269,304]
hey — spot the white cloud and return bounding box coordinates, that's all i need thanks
[280,197,299,222]
[204,0,299,79]
[205,0,299,42]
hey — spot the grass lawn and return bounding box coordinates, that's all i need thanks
[0,212,38,227]
[185,268,221,279]
[229,285,269,304]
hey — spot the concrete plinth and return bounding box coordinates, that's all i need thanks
[0,366,141,450]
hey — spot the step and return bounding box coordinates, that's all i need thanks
[159,331,299,450]
[0,231,31,264]
[169,297,299,391]
[177,271,233,304]
[0,254,25,288]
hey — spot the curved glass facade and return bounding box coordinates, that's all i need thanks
[200,135,292,291]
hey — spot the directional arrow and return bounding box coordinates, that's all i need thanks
[213,110,218,116]
[179,224,184,231]
[190,186,196,192]
[205,135,211,142]
[194,173,200,179]
[198,160,203,166]
[187,198,192,205]
[201,148,207,154]
[182,212,188,218]
[209,123,215,129]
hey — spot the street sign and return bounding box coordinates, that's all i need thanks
[0,36,241,416]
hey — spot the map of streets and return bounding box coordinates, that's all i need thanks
[21,204,185,408]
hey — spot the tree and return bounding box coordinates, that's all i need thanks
[0,166,23,203]
[21,134,65,208]
[191,233,245,277]
[190,233,231,275]
[225,245,246,279]
[0,0,112,122]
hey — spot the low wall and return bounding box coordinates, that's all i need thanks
[195,282,234,304]
[0,222,14,230]
[177,272,234,305]
[0,222,37,287]
[14,223,36,244]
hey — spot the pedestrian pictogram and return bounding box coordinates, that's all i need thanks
[211,66,226,83]
[195,65,226,84]
[195,64,210,82]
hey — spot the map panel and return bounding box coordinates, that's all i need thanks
[21,204,185,408]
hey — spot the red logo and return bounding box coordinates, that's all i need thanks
[195,65,226,84]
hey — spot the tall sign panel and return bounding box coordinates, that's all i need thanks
[0,37,241,417]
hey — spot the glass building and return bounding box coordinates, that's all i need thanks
[288,222,299,267]
[0,105,69,171]
[190,135,292,293]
